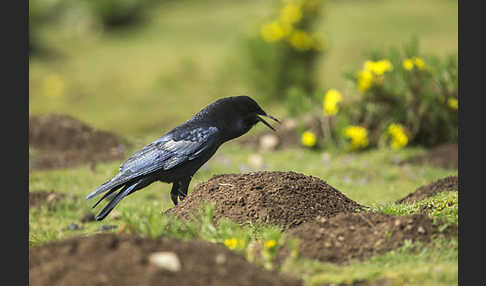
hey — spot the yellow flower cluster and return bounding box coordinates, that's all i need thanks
[261,0,323,52]
[387,124,408,150]
[402,57,426,71]
[301,131,317,147]
[357,60,393,92]
[323,89,342,116]
[264,240,277,249]
[224,238,245,250]
[344,126,369,151]
[42,73,65,98]
[448,98,458,110]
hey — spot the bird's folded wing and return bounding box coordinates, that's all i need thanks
[118,126,220,179]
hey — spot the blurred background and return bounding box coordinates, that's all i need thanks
[29,0,458,151]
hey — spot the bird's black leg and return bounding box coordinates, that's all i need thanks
[170,177,191,205]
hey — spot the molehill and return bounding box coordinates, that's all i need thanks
[165,171,365,229]
[29,233,302,286]
[29,113,128,170]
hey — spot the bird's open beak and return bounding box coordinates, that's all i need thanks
[257,113,281,131]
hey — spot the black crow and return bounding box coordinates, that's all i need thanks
[86,96,280,221]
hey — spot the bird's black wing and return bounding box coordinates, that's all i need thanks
[120,125,220,175]
[86,125,219,201]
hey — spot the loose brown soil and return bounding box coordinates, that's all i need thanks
[165,171,365,229]
[284,212,457,264]
[395,176,458,204]
[29,190,65,208]
[29,233,302,286]
[401,143,458,169]
[29,114,129,171]
[322,279,391,286]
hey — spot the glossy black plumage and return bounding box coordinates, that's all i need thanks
[86,96,279,221]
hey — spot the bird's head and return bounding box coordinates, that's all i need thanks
[199,96,280,141]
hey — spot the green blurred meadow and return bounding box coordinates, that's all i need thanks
[29,0,458,285]
[29,0,457,136]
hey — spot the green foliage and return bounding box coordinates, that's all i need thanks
[29,0,66,52]
[244,0,326,103]
[344,38,458,147]
[373,191,458,226]
[83,0,156,29]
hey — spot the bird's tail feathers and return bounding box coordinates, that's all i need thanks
[86,173,127,201]
[94,179,142,221]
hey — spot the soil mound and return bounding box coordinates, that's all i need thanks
[29,233,302,286]
[395,176,458,204]
[165,171,365,229]
[29,190,65,208]
[284,212,457,264]
[29,114,128,171]
[401,143,457,169]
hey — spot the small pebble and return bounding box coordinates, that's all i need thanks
[259,134,279,151]
[248,154,264,168]
[215,253,227,265]
[98,225,117,231]
[65,223,81,231]
[149,252,181,272]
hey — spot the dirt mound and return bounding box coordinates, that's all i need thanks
[29,114,128,171]
[29,190,65,208]
[165,171,365,229]
[401,143,457,169]
[284,212,457,264]
[395,176,458,204]
[29,233,302,286]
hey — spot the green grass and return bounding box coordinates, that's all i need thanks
[374,191,458,225]
[283,237,458,286]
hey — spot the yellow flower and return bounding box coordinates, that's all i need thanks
[280,4,302,25]
[357,70,374,92]
[42,73,65,98]
[371,60,393,75]
[323,89,342,116]
[448,98,458,110]
[402,59,414,70]
[387,124,408,150]
[344,126,369,151]
[261,21,286,43]
[289,30,314,51]
[364,60,393,76]
[301,131,317,147]
[413,57,425,70]
[403,57,425,71]
[264,240,277,249]
[356,59,393,92]
[224,238,238,250]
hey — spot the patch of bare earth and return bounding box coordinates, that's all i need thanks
[283,212,457,264]
[29,113,128,171]
[165,171,365,229]
[29,190,65,208]
[29,233,302,286]
[395,176,458,204]
[400,143,457,169]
